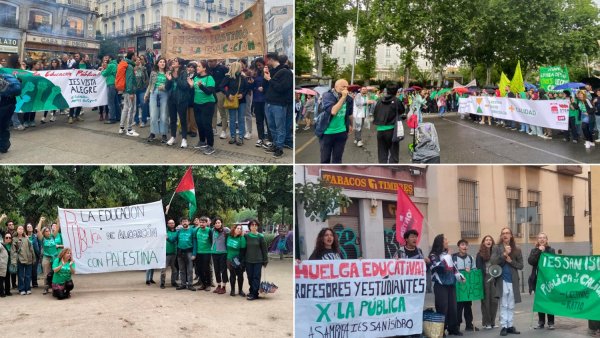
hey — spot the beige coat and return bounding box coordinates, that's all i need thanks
[10,236,35,265]
[0,244,8,277]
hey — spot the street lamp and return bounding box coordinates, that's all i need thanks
[350,0,359,85]
[206,0,214,23]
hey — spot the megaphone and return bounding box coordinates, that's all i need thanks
[487,264,502,282]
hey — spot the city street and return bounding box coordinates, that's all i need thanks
[295,113,600,164]
[421,291,599,337]
[2,109,292,164]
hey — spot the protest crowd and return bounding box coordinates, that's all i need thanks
[0,212,288,301]
[297,77,600,163]
[0,49,294,158]
[302,227,566,337]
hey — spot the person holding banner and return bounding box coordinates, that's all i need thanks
[51,248,75,300]
[11,225,35,295]
[527,232,556,330]
[428,234,463,336]
[101,55,120,124]
[171,217,197,291]
[160,219,179,289]
[490,227,523,336]
[226,224,246,297]
[145,57,169,143]
[211,218,230,294]
[165,57,191,148]
[36,218,59,295]
[452,239,479,332]
[562,91,581,144]
[476,235,498,330]
[244,219,268,301]
[309,228,342,260]
[67,53,85,124]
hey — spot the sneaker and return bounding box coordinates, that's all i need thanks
[500,328,508,336]
[50,116,56,122]
[483,325,492,330]
[20,291,25,295]
[284,144,293,149]
[68,117,74,124]
[30,121,36,127]
[585,141,591,149]
[187,286,196,291]
[176,285,186,290]
[126,130,139,137]
[357,140,364,147]
[264,145,276,153]
[76,117,84,122]
[147,133,156,142]
[161,135,168,143]
[160,284,165,289]
[256,139,264,147]
[194,141,206,149]
[230,289,235,296]
[303,126,311,130]
[180,139,187,148]
[353,139,358,144]
[119,128,125,134]
[40,117,46,124]
[26,290,31,295]
[16,125,25,131]
[213,128,217,135]
[203,146,215,155]
[140,122,146,128]
[506,327,520,334]
[239,291,246,297]
[166,137,176,146]
[272,149,283,158]
[213,286,221,293]
[204,286,211,292]
[219,131,227,139]
[244,132,251,140]
[595,139,600,143]
[236,139,243,146]
[547,325,554,330]
[534,324,544,330]
[247,295,257,301]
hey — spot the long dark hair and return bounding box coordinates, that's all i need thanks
[153,57,166,72]
[310,228,340,258]
[429,234,445,256]
[49,58,60,70]
[478,235,495,261]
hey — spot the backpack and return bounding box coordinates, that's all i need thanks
[313,95,329,138]
[0,73,22,97]
[115,60,127,91]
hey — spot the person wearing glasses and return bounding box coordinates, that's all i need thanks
[244,220,268,300]
[491,227,523,336]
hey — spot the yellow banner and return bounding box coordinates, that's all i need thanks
[162,0,266,60]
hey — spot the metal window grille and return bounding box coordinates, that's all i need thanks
[506,188,521,236]
[458,179,480,238]
[564,196,573,217]
[527,190,542,237]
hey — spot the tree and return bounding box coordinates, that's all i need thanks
[296,0,353,76]
[295,181,352,221]
[353,0,380,84]
[99,39,120,58]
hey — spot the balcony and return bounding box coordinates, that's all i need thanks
[127,4,136,12]
[0,17,19,29]
[194,0,205,9]
[206,4,216,11]
[229,9,238,16]
[217,6,227,14]
[64,0,91,10]
[556,165,583,176]
[136,1,147,9]
[178,0,189,4]
[151,0,162,5]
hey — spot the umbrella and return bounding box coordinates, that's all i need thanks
[454,87,469,94]
[483,84,498,90]
[553,82,586,90]
[347,85,361,92]
[313,86,330,96]
[404,88,416,92]
[524,82,537,91]
[295,88,317,96]
[411,85,422,90]
[407,114,419,129]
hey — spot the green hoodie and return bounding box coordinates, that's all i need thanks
[124,58,136,94]
[101,60,117,86]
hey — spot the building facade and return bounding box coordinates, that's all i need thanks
[97,0,252,55]
[265,5,292,59]
[0,0,100,62]
[296,165,591,286]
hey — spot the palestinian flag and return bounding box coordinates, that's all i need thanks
[175,167,197,219]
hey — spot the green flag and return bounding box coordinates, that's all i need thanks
[498,72,511,97]
[533,253,600,320]
[510,61,525,95]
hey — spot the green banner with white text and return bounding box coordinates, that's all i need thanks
[456,269,484,302]
[533,253,600,320]
[539,66,570,92]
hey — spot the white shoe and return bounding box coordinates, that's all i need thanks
[213,128,218,135]
[585,141,591,149]
[592,141,596,147]
[166,137,176,146]
[20,291,25,295]
[479,121,484,125]
[303,126,310,130]
[180,139,187,148]
[16,125,25,131]
[126,130,139,137]
[244,132,251,140]
[409,130,414,135]
[219,131,227,139]
[357,140,363,147]
[140,122,146,128]
[119,128,125,134]
[50,116,56,122]
[26,290,31,295]
[595,139,600,143]
[353,139,358,144]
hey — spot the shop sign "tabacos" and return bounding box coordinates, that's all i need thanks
[321,171,414,195]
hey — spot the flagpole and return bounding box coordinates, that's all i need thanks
[165,166,193,215]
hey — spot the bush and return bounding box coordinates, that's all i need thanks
[264,233,277,251]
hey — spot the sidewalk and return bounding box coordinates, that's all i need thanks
[422,292,599,337]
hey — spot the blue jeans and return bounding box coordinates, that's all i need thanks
[17,262,32,292]
[246,262,262,298]
[107,85,121,121]
[229,103,246,139]
[135,90,149,124]
[11,112,21,127]
[145,269,154,282]
[265,103,287,150]
[149,89,169,136]
[519,123,529,132]
[285,103,293,148]
[439,106,446,117]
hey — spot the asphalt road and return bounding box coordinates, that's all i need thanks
[295,113,600,164]
[2,109,292,164]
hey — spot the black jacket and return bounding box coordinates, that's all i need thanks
[166,69,192,105]
[220,74,250,104]
[527,245,555,294]
[209,64,228,93]
[373,95,405,126]
[265,64,293,105]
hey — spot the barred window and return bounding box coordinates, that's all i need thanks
[506,188,520,236]
[458,179,479,238]
[527,190,542,237]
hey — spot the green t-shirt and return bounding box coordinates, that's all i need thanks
[226,235,246,261]
[155,72,166,90]
[166,229,177,255]
[196,227,212,254]
[78,63,87,69]
[324,102,347,134]
[377,125,395,132]
[177,227,195,250]
[55,233,63,254]
[52,258,75,284]
[42,236,58,258]
[193,75,216,104]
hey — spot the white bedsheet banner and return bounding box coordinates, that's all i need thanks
[295,259,426,337]
[458,96,569,130]
[57,201,166,274]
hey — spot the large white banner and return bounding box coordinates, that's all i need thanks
[458,96,569,130]
[295,259,426,337]
[57,201,166,274]
[35,69,108,108]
